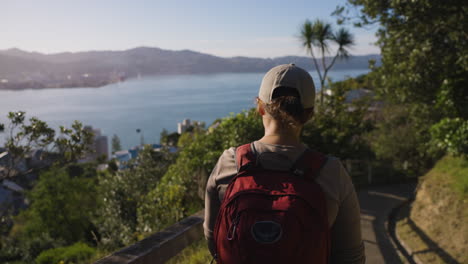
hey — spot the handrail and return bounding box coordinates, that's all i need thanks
[94,210,205,264]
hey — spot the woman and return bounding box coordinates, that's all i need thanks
[204,64,365,263]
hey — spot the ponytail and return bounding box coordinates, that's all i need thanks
[261,87,313,128]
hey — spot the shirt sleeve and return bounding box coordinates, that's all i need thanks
[328,160,366,264]
[203,148,237,256]
[203,161,220,241]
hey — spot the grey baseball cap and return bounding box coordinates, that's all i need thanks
[258,64,315,108]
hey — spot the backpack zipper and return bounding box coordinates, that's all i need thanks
[227,212,241,241]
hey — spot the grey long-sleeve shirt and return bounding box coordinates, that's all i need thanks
[204,141,365,264]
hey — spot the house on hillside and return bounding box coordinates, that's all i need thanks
[0,151,28,178]
[0,179,27,217]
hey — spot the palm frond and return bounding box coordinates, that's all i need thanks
[333,28,355,58]
[299,20,315,53]
[312,19,334,54]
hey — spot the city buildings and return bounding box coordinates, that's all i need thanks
[177,119,192,134]
[177,118,204,134]
[79,126,109,162]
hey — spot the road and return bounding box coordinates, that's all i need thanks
[358,183,416,264]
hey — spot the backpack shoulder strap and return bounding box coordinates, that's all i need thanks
[291,149,328,180]
[235,143,257,172]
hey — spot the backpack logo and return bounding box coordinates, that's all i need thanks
[251,221,282,244]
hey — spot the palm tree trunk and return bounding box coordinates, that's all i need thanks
[309,48,324,107]
[320,47,328,105]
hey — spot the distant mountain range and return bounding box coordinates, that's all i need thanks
[0,47,380,90]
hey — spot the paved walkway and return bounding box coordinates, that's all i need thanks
[358,183,416,264]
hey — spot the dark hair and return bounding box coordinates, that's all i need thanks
[262,87,313,127]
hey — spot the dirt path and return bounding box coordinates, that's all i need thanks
[358,183,416,264]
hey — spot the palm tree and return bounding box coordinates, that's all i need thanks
[299,19,354,105]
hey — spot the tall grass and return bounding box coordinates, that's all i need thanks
[166,239,212,264]
[430,155,468,197]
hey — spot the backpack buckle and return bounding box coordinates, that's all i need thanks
[292,168,304,177]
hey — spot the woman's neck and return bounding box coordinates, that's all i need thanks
[259,117,302,146]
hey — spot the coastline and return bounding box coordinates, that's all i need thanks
[0,67,373,92]
[0,78,123,91]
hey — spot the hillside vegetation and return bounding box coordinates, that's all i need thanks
[397,156,468,264]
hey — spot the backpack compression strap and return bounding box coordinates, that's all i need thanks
[235,143,256,172]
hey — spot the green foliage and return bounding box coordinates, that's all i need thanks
[334,0,468,171]
[13,164,99,247]
[338,0,467,117]
[160,129,180,146]
[302,78,373,160]
[0,232,64,263]
[430,118,468,157]
[97,146,175,248]
[138,109,263,234]
[111,134,122,154]
[432,156,468,197]
[3,111,55,178]
[177,132,195,148]
[368,104,438,177]
[56,121,94,164]
[35,242,96,264]
[166,239,212,264]
[1,111,94,179]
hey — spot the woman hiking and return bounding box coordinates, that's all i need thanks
[204,64,365,264]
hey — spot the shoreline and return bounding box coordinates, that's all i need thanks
[0,79,122,91]
[0,68,372,92]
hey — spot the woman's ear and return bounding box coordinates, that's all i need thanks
[256,98,266,116]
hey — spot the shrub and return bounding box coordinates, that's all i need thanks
[367,103,438,177]
[13,164,98,246]
[430,117,468,157]
[35,242,96,264]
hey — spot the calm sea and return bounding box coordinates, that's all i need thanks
[0,69,368,150]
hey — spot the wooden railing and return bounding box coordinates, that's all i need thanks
[94,210,205,264]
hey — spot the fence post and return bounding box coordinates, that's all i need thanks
[367,160,372,184]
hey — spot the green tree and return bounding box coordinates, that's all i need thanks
[96,145,175,249]
[302,77,373,160]
[299,19,355,105]
[55,121,94,164]
[430,118,468,157]
[367,104,436,176]
[111,134,122,154]
[2,111,55,178]
[160,129,180,147]
[374,0,464,116]
[10,164,99,261]
[332,0,468,170]
[1,111,94,179]
[138,109,263,234]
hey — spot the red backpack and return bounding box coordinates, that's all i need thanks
[213,143,330,264]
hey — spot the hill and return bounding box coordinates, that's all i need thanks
[397,156,468,263]
[0,47,380,90]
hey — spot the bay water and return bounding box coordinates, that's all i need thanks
[0,69,368,150]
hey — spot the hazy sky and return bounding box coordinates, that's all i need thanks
[1,0,379,58]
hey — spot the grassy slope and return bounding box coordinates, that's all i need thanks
[397,156,468,264]
[166,239,211,264]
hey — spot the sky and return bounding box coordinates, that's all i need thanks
[1,0,380,58]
